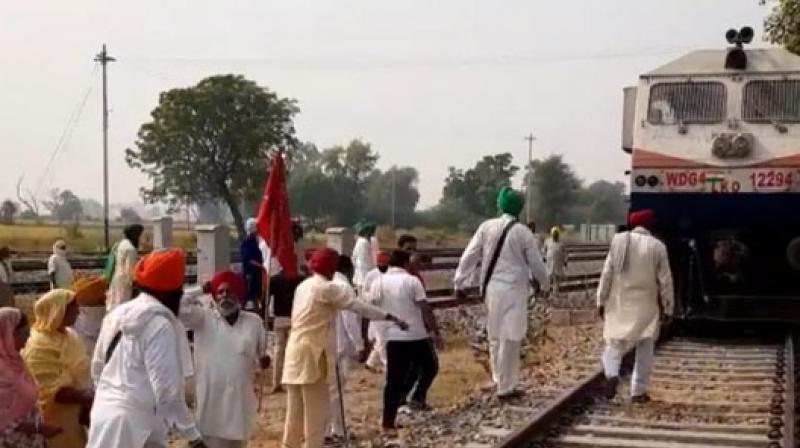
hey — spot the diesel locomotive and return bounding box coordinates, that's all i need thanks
[622,28,800,322]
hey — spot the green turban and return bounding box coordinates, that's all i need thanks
[496,187,524,216]
[355,221,377,237]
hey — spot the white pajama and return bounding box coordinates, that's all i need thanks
[489,339,522,395]
[328,357,351,437]
[601,338,655,397]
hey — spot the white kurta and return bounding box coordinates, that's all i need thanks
[596,227,674,342]
[180,301,267,441]
[543,238,566,277]
[454,214,550,341]
[352,237,375,288]
[88,294,199,448]
[107,239,138,310]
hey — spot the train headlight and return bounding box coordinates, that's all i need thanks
[712,135,732,158]
[634,175,647,187]
[647,176,659,187]
[731,133,753,158]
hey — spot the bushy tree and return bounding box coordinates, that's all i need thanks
[119,207,142,224]
[44,189,83,225]
[765,0,800,54]
[1,200,18,225]
[126,74,299,238]
[442,153,519,219]
[524,155,582,228]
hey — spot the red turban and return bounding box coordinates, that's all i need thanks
[629,209,655,229]
[309,248,339,279]
[134,248,185,292]
[210,271,246,302]
[376,251,391,267]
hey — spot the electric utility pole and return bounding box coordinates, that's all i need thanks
[95,44,115,251]
[524,133,535,223]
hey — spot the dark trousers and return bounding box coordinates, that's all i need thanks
[383,338,439,428]
[243,269,262,306]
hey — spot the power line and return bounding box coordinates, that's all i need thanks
[35,65,98,196]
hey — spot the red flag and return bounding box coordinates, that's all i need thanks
[256,153,298,279]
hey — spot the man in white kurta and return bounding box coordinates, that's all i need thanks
[363,251,391,371]
[88,248,206,448]
[181,271,269,448]
[596,210,674,402]
[543,227,567,295]
[352,222,377,292]
[281,248,406,448]
[107,224,145,310]
[454,188,550,399]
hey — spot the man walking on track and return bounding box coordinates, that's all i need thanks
[596,209,674,403]
[454,187,549,400]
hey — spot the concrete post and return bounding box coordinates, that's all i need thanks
[196,224,231,284]
[325,227,355,257]
[152,216,173,249]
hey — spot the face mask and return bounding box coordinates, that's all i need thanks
[218,298,240,317]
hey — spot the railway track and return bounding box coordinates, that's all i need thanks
[488,333,797,448]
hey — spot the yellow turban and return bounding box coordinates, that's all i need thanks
[550,226,561,238]
[32,289,75,333]
[71,276,107,307]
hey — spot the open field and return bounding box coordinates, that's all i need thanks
[0,223,471,254]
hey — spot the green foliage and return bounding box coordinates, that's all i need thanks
[118,207,142,224]
[44,189,83,225]
[1,200,18,225]
[441,153,519,219]
[765,0,800,54]
[523,155,582,228]
[581,180,627,224]
[125,74,299,238]
[363,167,421,228]
[286,140,420,228]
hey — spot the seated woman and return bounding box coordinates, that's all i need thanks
[0,307,64,447]
[22,290,93,448]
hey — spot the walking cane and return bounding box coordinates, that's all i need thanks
[334,358,351,448]
[258,264,272,414]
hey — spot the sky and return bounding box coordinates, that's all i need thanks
[0,0,771,209]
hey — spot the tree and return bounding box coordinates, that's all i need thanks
[582,180,628,224]
[765,0,800,54]
[318,140,379,225]
[525,155,582,228]
[119,207,142,224]
[44,189,83,225]
[80,199,104,220]
[363,167,421,228]
[441,153,519,219]
[1,200,18,225]
[125,74,299,238]
[288,164,336,229]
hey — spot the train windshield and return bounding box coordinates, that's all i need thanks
[743,80,800,123]
[647,82,726,125]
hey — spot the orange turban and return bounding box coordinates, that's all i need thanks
[71,276,107,307]
[210,271,246,302]
[309,248,339,279]
[134,248,185,292]
[629,209,655,229]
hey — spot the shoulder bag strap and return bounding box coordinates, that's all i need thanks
[481,219,518,299]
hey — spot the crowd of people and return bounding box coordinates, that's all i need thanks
[0,187,673,448]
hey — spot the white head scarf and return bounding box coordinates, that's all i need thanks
[53,240,67,258]
[245,218,258,235]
